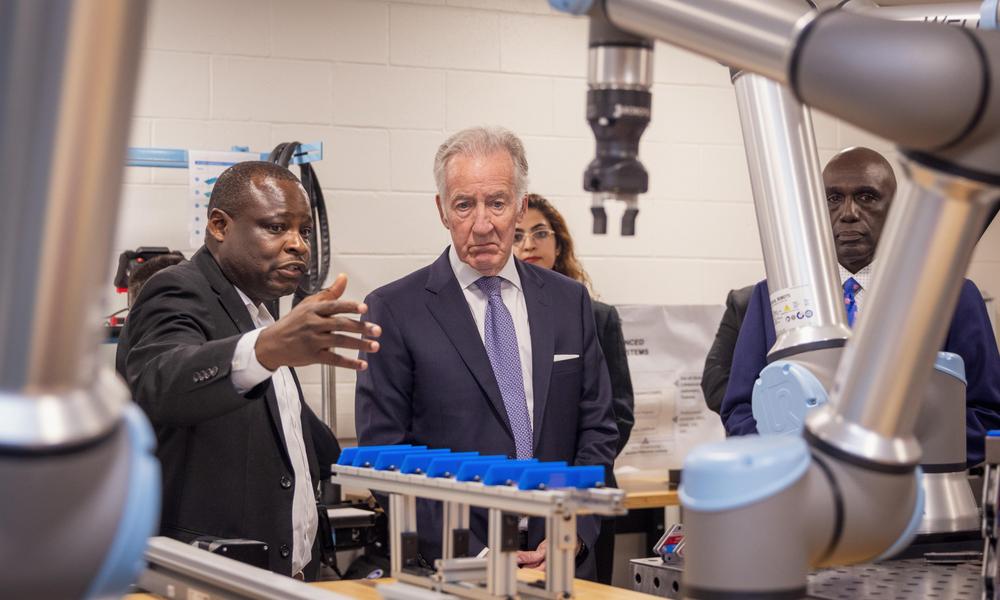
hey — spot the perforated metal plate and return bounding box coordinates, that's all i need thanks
[808,559,982,600]
[630,557,983,599]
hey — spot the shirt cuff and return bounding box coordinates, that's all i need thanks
[231,327,274,395]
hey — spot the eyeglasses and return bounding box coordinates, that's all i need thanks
[513,229,554,246]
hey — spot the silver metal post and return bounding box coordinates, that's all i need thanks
[588,45,652,90]
[807,160,1000,466]
[389,494,418,577]
[0,5,156,597]
[486,509,517,598]
[441,501,470,560]
[544,513,577,599]
[0,0,144,392]
[0,1,147,449]
[605,0,812,83]
[733,72,850,360]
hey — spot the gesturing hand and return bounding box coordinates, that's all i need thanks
[255,273,381,371]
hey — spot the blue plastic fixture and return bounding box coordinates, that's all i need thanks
[353,445,417,468]
[426,455,506,478]
[456,458,532,482]
[401,452,478,475]
[338,445,411,466]
[518,465,605,490]
[374,447,445,471]
[483,461,567,486]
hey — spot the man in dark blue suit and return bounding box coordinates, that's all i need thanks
[355,126,618,579]
[721,147,1000,465]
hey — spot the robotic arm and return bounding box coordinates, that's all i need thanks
[582,2,653,235]
[553,1,1000,598]
[578,0,1000,175]
[0,3,160,599]
[568,0,1000,231]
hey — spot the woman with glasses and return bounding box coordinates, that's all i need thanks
[514,193,635,586]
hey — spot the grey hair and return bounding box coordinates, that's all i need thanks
[433,126,529,203]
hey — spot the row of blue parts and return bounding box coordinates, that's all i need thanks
[337,445,605,491]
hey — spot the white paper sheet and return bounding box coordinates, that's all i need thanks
[615,304,726,472]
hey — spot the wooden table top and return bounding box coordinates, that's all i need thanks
[126,569,660,599]
[617,473,679,510]
[315,570,661,599]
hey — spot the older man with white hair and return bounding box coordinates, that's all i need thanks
[355,126,618,579]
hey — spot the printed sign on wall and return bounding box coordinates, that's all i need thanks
[187,150,259,248]
[615,304,726,472]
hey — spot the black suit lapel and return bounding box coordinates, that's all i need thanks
[424,250,513,438]
[519,261,553,450]
[192,247,291,467]
[194,248,257,334]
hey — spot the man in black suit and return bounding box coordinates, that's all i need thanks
[701,285,754,415]
[117,161,380,579]
[355,126,618,579]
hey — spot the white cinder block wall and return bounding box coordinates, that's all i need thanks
[115,0,1000,443]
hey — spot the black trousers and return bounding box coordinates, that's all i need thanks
[594,517,615,585]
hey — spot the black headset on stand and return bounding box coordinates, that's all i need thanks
[265,141,331,317]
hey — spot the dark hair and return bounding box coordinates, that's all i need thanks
[128,254,185,304]
[525,194,594,294]
[207,161,301,219]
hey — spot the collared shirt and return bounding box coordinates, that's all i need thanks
[448,245,535,426]
[230,289,316,576]
[838,261,875,322]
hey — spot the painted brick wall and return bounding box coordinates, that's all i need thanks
[115,0,1000,440]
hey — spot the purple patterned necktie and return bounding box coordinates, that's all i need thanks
[475,276,533,459]
[843,276,861,327]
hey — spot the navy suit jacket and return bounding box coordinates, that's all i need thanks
[721,278,1000,465]
[355,249,619,577]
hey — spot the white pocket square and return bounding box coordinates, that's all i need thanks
[553,354,580,362]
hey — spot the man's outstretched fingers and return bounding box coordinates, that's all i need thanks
[323,333,379,352]
[321,351,368,371]
[313,299,367,318]
[316,315,372,336]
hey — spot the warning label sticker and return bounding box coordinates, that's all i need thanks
[770,285,820,336]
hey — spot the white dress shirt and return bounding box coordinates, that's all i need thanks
[838,261,875,322]
[448,246,535,427]
[230,288,316,576]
